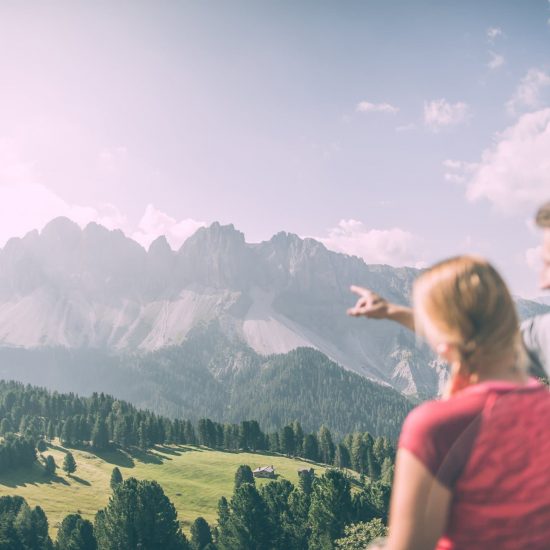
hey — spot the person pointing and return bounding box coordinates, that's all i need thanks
[348,200,550,377]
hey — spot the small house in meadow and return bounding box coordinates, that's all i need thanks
[253,465,276,479]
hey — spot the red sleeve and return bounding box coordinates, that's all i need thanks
[398,395,485,488]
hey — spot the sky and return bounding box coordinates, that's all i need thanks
[0,0,549,297]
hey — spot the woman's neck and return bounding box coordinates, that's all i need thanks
[471,351,529,384]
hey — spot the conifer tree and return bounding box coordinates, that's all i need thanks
[308,469,352,548]
[234,465,254,491]
[91,417,109,450]
[293,421,304,456]
[44,455,57,476]
[217,483,273,550]
[303,433,319,461]
[318,426,335,465]
[63,452,77,476]
[94,477,189,549]
[298,468,315,496]
[190,517,213,550]
[56,513,97,550]
[334,444,349,469]
[260,479,294,548]
[351,433,367,474]
[110,467,123,490]
[280,425,295,456]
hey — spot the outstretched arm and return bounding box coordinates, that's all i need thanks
[347,285,416,332]
[383,449,451,550]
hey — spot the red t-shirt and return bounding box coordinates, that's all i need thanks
[398,378,550,549]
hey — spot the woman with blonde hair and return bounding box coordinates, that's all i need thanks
[356,256,550,549]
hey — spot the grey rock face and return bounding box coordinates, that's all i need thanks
[0,217,546,397]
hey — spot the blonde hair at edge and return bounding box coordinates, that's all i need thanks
[412,255,527,396]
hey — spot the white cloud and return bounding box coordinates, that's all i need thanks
[356,101,399,114]
[442,159,463,170]
[487,27,503,43]
[442,159,477,184]
[453,108,550,213]
[395,123,416,133]
[131,204,206,250]
[97,146,129,173]
[424,99,470,131]
[0,138,37,185]
[444,173,466,184]
[488,51,505,70]
[0,182,204,251]
[0,182,128,246]
[506,68,550,115]
[314,219,426,268]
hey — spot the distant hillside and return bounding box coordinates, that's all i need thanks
[0,323,412,439]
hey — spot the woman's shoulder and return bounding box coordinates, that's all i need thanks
[402,391,487,437]
[398,392,488,485]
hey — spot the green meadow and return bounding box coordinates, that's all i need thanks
[0,442,327,537]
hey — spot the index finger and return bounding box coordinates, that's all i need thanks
[349,285,370,297]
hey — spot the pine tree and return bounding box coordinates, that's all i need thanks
[44,455,57,476]
[47,420,55,442]
[334,444,351,469]
[63,452,77,476]
[217,496,230,532]
[298,468,315,496]
[280,425,295,456]
[94,477,189,549]
[91,416,109,450]
[380,457,394,485]
[234,465,254,491]
[303,433,319,461]
[260,479,294,548]
[318,426,335,465]
[364,434,380,480]
[110,467,123,490]
[61,417,74,447]
[56,513,97,550]
[217,483,273,550]
[308,469,352,548]
[190,517,213,550]
[351,433,367,474]
[293,421,304,456]
[287,488,311,550]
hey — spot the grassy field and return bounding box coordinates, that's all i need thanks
[0,442,327,537]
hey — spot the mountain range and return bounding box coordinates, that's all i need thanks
[0,217,547,400]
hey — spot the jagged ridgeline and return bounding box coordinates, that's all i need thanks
[0,217,446,397]
[0,324,412,440]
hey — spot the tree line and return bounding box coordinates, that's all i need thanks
[0,340,412,441]
[0,380,394,482]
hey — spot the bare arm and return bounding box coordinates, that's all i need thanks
[347,285,415,332]
[384,449,452,550]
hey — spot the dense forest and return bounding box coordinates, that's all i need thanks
[0,380,396,548]
[0,328,413,440]
[0,380,395,482]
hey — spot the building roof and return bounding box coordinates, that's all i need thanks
[253,465,275,473]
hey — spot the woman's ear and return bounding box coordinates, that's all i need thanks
[436,342,458,362]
